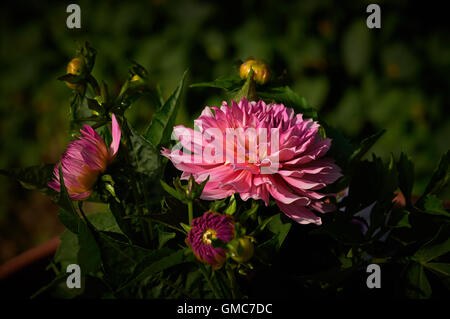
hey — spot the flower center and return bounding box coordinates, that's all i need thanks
[202,229,217,245]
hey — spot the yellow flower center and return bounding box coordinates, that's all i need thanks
[202,229,217,245]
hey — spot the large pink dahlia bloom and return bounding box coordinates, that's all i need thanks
[162,98,341,225]
[48,114,121,200]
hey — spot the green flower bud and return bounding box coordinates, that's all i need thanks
[231,236,255,263]
[130,74,145,83]
[65,57,85,89]
[239,58,271,85]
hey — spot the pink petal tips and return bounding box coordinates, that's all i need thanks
[48,114,121,200]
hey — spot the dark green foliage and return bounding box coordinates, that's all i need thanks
[3,41,449,300]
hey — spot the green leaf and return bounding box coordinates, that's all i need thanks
[423,262,450,278]
[118,249,187,291]
[180,222,192,233]
[267,214,292,250]
[128,125,161,180]
[312,216,365,244]
[250,214,275,237]
[322,124,354,169]
[54,230,79,270]
[78,41,97,73]
[190,74,243,90]
[77,221,102,274]
[86,98,102,113]
[422,195,450,218]
[30,272,73,299]
[108,200,136,241]
[387,210,411,229]
[232,69,257,102]
[0,163,55,193]
[209,198,227,212]
[87,211,123,234]
[412,225,450,263]
[191,175,209,199]
[258,86,317,119]
[224,195,237,215]
[349,130,386,164]
[58,209,79,234]
[96,232,153,288]
[145,70,187,147]
[417,151,450,205]
[345,155,397,217]
[57,165,81,229]
[397,152,414,205]
[240,200,259,223]
[160,179,184,201]
[158,231,176,249]
[405,263,432,299]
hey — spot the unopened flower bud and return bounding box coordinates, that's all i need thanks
[65,57,85,89]
[130,74,145,83]
[231,236,254,263]
[239,58,271,85]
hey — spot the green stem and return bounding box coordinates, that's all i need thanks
[226,267,237,299]
[78,201,89,224]
[199,264,220,299]
[122,119,151,246]
[124,215,186,235]
[368,257,392,265]
[188,200,194,224]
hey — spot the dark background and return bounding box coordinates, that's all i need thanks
[0,0,449,263]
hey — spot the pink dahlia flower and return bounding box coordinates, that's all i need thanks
[162,98,342,225]
[48,114,121,200]
[186,211,235,270]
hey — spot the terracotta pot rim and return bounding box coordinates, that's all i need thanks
[0,236,61,281]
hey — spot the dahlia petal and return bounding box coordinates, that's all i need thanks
[218,170,252,193]
[239,183,270,205]
[69,190,93,201]
[201,182,236,200]
[276,200,322,225]
[267,175,310,205]
[310,200,336,213]
[282,175,326,190]
[81,124,103,142]
[109,113,121,158]
[81,149,106,171]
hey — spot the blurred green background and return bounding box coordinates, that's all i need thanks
[0,0,449,263]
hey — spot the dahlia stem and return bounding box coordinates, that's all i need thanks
[188,200,194,224]
[199,264,220,299]
[121,119,151,246]
[226,267,237,299]
[78,201,97,234]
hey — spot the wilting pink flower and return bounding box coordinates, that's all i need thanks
[186,211,235,270]
[162,98,342,225]
[48,114,121,200]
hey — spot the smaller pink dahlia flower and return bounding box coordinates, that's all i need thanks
[186,211,235,270]
[48,114,121,200]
